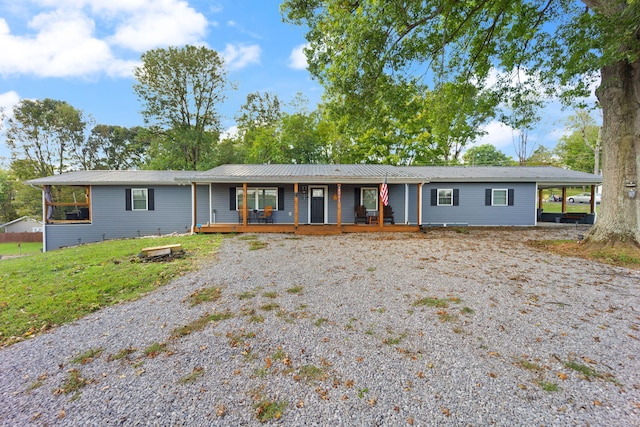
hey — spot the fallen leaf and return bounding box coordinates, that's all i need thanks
[440,406,451,417]
[265,357,272,369]
[408,417,414,425]
[417,371,424,378]
[488,372,497,378]
[296,400,305,408]
[488,351,500,357]
[517,384,527,390]
[582,357,597,365]
[556,372,568,380]
[58,409,66,419]
[593,400,602,406]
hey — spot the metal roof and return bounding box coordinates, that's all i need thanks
[399,166,602,186]
[25,165,602,187]
[26,170,196,186]
[183,164,425,184]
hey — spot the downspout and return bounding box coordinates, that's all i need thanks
[191,182,197,234]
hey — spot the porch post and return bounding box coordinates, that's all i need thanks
[191,182,197,234]
[243,183,248,226]
[337,183,342,227]
[294,182,299,228]
[561,187,567,212]
[538,187,544,209]
[589,185,596,213]
[379,183,384,229]
[417,183,423,226]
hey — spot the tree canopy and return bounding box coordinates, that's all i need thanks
[133,45,232,170]
[282,0,640,245]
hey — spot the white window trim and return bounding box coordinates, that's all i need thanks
[236,187,278,211]
[361,187,379,212]
[492,188,508,206]
[132,188,148,211]
[437,188,454,206]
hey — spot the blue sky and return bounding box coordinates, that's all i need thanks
[0,0,594,168]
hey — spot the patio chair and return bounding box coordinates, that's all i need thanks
[259,206,273,223]
[383,205,395,224]
[238,209,251,224]
[354,205,368,224]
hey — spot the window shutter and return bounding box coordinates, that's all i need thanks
[355,187,361,206]
[453,189,459,206]
[125,188,132,211]
[278,187,285,210]
[485,189,492,206]
[430,188,437,206]
[148,188,155,211]
[508,189,515,206]
[229,187,236,210]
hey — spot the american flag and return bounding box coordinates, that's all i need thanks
[380,176,389,207]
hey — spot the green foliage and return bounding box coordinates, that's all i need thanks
[79,125,149,170]
[0,170,17,223]
[0,234,222,346]
[134,45,231,170]
[463,144,514,166]
[5,99,86,176]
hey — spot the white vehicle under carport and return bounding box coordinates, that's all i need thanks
[567,193,601,204]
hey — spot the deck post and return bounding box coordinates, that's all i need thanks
[589,185,596,213]
[538,187,544,209]
[417,183,423,226]
[561,187,567,212]
[294,182,299,228]
[337,183,342,227]
[379,183,384,229]
[243,183,248,226]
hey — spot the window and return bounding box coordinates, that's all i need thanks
[485,188,514,206]
[361,187,378,211]
[237,188,278,210]
[132,188,148,210]
[438,189,453,206]
[492,189,508,206]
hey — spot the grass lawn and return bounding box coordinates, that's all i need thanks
[0,234,223,347]
[0,242,43,257]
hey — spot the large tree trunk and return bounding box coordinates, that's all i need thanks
[585,58,640,247]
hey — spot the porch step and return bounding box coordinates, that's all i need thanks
[295,225,343,235]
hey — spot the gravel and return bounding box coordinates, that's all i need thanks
[1,226,639,426]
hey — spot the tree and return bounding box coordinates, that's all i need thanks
[5,99,85,176]
[133,45,231,170]
[564,110,602,174]
[0,170,17,223]
[235,92,286,164]
[527,146,557,166]
[73,125,149,170]
[463,144,513,166]
[282,0,640,247]
[555,127,600,173]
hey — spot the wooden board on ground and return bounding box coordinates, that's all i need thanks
[141,244,183,258]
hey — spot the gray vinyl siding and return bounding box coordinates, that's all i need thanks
[422,182,536,226]
[45,185,196,251]
[211,184,296,224]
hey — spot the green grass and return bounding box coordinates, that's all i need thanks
[0,242,42,256]
[412,297,449,308]
[0,234,223,347]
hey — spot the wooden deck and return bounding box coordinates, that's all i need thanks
[193,223,420,235]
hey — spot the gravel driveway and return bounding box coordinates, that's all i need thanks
[1,227,639,426]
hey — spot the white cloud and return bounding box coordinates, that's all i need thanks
[222,43,260,71]
[0,91,21,119]
[475,121,515,150]
[0,0,209,78]
[108,1,208,51]
[288,43,308,70]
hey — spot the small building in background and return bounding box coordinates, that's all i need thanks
[0,216,44,233]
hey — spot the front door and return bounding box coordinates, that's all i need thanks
[310,187,325,223]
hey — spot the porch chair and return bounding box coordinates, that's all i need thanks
[383,205,395,224]
[259,205,274,223]
[354,205,368,224]
[238,209,252,224]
